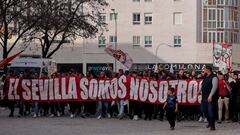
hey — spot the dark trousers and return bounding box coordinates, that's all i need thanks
[166,109,176,128]
[42,103,49,116]
[69,102,83,115]
[229,97,237,121]
[202,99,216,128]
[153,104,164,120]
[50,102,60,115]
[69,102,77,114]
[8,100,15,116]
[129,101,140,117]
[18,102,25,116]
[84,102,96,115]
[144,103,154,120]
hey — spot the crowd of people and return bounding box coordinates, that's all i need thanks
[0,66,240,130]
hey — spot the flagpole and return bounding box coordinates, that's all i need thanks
[111,9,117,73]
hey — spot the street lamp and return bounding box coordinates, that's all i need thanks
[154,43,174,72]
[111,9,117,73]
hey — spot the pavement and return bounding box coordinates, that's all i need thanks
[0,107,239,135]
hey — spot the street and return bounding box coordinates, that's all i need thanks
[0,108,239,135]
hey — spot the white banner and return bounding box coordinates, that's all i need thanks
[213,43,232,71]
[105,45,133,69]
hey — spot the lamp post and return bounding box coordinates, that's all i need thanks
[154,43,174,72]
[111,9,117,73]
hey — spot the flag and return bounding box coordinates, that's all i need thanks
[213,42,232,71]
[0,50,24,68]
[105,45,133,69]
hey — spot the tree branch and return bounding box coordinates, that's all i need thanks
[0,41,3,48]
[7,22,35,54]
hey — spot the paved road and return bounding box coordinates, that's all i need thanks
[0,108,239,135]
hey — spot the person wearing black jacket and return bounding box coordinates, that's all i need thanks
[229,73,239,122]
[201,66,218,131]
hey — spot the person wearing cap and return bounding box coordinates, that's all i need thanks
[201,66,218,131]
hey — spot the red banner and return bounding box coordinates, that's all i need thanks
[6,76,202,105]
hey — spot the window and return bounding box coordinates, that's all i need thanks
[133,0,140,2]
[98,36,106,48]
[100,13,106,23]
[208,9,216,20]
[208,9,216,28]
[217,31,224,43]
[133,36,140,47]
[208,0,216,5]
[133,13,141,24]
[174,36,181,47]
[217,9,224,28]
[144,13,152,24]
[144,36,152,47]
[217,0,224,5]
[173,12,182,25]
[203,32,208,43]
[110,13,117,21]
[109,35,117,43]
[207,32,217,43]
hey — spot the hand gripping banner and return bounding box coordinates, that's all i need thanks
[6,76,202,105]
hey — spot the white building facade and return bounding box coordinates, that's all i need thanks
[8,0,240,73]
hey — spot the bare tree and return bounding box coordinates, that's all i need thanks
[27,0,108,58]
[0,0,41,73]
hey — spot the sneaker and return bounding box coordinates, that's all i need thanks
[80,114,86,118]
[225,120,230,123]
[204,118,207,123]
[170,127,175,130]
[210,127,216,131]
[118,114,124,120]
[198,117,203,122]
[107,113,111,118]
[217,120,222,124]
[97,115,102,120]
[33,114,37,118]
[50,114,54,118]
[57,112,61,117]
[70,114,75,118]
[38,114,41,117]
[133,115,139,121]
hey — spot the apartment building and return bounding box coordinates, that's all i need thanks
[7,0,240,73]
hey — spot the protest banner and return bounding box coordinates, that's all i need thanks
[6,76,202,105]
